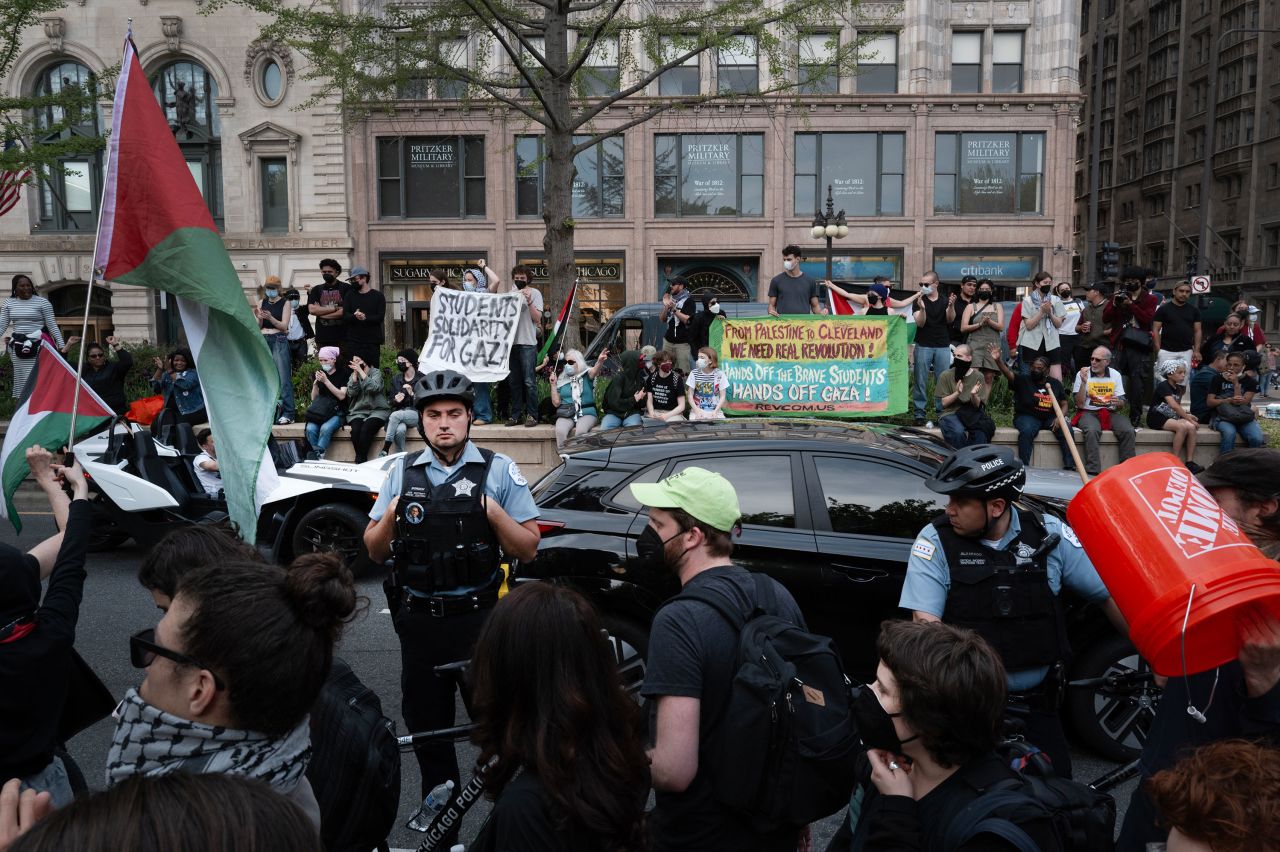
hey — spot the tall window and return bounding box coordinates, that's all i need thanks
[951,32,982,93]
[856,33,897,93]
[579,35,619,96]
[33,61,101,232]
[151,60,223,228]
[992,31,1023,93]
[654,133,763,217]
[933,132,1045,215]
[519,36,545,98]
[260,158,288,232]
[798,32,838,94]
[438,40,468,99]
[659,36,699,96]
[516,135,624,218]
[377,136,485,218]
[718,36,758,94]
[794,133,904,216]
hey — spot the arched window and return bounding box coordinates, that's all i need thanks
[33,61,102,232]
[151,60,223,228]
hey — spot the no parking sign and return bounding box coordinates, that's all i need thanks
[1191,275,1211,293]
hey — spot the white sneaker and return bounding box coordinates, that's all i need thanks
[925,420,934,429]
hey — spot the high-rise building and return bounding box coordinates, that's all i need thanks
[1074,0,1279,327]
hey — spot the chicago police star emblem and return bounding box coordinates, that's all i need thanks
[453,478,477,497]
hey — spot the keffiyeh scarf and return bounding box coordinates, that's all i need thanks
[105,688,311,794]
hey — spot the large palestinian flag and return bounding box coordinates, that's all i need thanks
[0,336,113,532]
[92,36,279,540]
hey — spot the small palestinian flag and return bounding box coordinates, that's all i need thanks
[538,278,579,363]
[828,288,859,316]
[0,335,113,532]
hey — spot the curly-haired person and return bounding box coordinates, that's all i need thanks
[1146,740,1280,852]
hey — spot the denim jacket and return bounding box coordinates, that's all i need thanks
[151,369,205,415]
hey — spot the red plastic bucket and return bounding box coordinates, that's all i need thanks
[1066,452,1280,676]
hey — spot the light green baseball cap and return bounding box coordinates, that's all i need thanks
[629,467,741,532]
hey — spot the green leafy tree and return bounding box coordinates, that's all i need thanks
[0,1,108,191]
[222,0,885,347]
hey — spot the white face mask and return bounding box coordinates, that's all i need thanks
[710,303,721,314]
[561,364,575,377]
[782,260,795,272]
[696,357,709,370]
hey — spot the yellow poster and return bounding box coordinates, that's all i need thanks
[1087,378,1116,406]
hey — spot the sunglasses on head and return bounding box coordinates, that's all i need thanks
[130,627,225,689]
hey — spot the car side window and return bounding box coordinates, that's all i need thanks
[549,470,628,511]
[670,456,794,528]
[814,456,943,539]
[609,463,665,512]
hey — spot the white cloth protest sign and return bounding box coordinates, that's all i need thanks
[419,289,523,382]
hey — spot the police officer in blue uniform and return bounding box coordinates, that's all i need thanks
[364,369,540,825]
[900,444,1127,778]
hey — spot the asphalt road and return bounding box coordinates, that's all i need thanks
[3,514,1139,850]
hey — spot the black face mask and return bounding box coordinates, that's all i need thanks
[953,358,972,378]
[635,525,685,575]
[850,684,917,754]
[867,294,880,306]
[322,273,337,284]
[1039,284,1051,293]
[977,290,993,300]
[1030,370,1047,383]
[514,279,528,290]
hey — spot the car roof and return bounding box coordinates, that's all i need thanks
[562,419,952,465]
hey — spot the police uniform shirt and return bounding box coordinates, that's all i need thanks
[899,512,1110,690]
[369,442,539,594]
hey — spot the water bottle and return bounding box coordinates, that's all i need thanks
[406,779,455,832]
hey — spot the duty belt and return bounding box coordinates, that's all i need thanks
[401,586,499,618]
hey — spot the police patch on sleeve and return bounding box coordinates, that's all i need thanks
[1061,524,1082,548]
[508,461,528,487]
[911,539,936,561]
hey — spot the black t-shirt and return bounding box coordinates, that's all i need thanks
[308,281,350,345]
[259,297,286,331]
[642,565,806,852]
[342,288,387,345]
[915,293,950,348]
[646,368,684,411]
[768,272,817,315]
[1209,371,1260,399]
[948,294,974,344]
[1153,300,1201,352]
[1012,374,1067,423]
[471,772,606,852]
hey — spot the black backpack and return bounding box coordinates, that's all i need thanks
[662,572,861,829]
[307,657,402,852]
[942,742,1117,852]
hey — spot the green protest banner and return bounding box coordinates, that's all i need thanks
[710,315,909,417]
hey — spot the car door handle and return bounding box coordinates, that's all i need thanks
[831,563,890,583]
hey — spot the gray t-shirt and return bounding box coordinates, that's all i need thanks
[643,565,806,852]
[767,272,818,315]
[512,286,544,347]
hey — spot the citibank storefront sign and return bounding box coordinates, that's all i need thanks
[932,251,1041,282]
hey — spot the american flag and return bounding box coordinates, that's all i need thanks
[0,140,32,218]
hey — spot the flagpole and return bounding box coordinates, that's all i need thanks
[68,19,131,452]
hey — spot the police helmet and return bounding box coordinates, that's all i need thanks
[926,444,1025,502]
[414,370,475,410]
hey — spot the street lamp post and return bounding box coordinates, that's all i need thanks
[810,184,848,281]
[1198,27,1280,277]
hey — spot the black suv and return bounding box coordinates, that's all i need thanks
[520,419,1158,761]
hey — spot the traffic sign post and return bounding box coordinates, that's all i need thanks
[1191,275,1211,294]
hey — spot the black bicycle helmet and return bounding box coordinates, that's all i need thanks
[414,370,475,410]
[925,444,1025,501]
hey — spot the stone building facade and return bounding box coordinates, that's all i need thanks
[0,0,353,345]
[351,0,1085,348]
